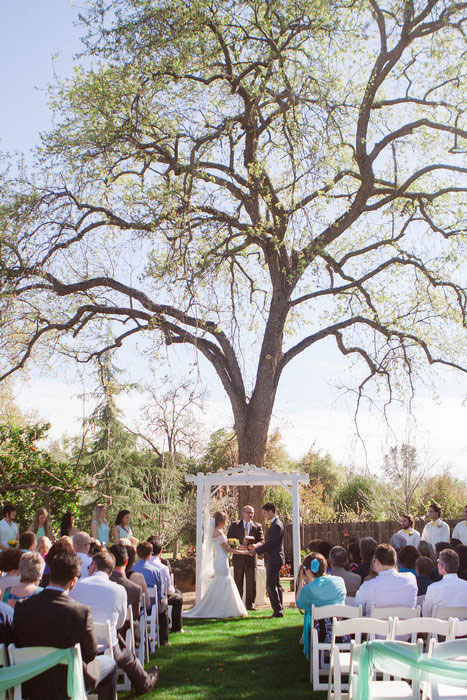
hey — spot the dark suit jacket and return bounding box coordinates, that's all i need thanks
[13,587,100,700]
[227,520,264,565]
[110,569,142,644]
[255,517,285,567]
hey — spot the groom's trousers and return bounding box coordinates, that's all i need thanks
[265,562,283,614]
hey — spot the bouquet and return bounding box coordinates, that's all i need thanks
[228,538,240,550]
[8,540,18,548]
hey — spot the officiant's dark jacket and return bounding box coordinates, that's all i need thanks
[255,517,285,566]
[227,520,264,560]
[13,588,101,699]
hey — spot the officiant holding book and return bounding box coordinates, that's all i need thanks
[227,505,264,610]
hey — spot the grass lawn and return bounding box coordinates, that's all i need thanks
[125,607,326,699]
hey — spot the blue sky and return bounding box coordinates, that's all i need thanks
[1,1,466,478]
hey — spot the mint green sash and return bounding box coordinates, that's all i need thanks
[0,647,84,699]
[355,640,467,700]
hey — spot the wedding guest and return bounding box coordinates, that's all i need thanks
[2,551,44,608]
[73,531,93,578]
[397,545,419,575]
[318,541,334,568]
[328,546,361,597]
[389,533,406,554]
[355,544,417,615]
[348,541,361,571]
[125,544,151,608]
[415,556,434,596]
[0,503,19,552]
[296,552,346,658]
[113,510,137,545]
[421,502,450,547]
[418,539,437,565]
[396,514,420,547]
[132,542,168,643]
[423,548,467,617]
[308,539,323,553]
[91,504,110,546]
[60,511,78,538]
[19,531,36,552]
[89,539,105,558]
[40,538,74,587]
[455,544,467,581]
[430,541,452,582]
[147,537,184,633]
[27,507,54,541]
[0,548,22,592]
[354,537,377,582]
[0,600,13,644]
[108,544,142,644]
[452,506,467,545]
[36,535,52,558]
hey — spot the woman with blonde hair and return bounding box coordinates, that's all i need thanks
[36,536,52,558]
[27,508,54,541]
[91,504,110,545]
[2,551,45,608]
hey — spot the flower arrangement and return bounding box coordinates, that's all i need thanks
[228,538,240,549]
[279,563,291,577]
[8,540,18,548]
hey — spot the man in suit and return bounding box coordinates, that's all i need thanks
[109,543,142,644]
[249,502,285,617]
[228,505,264,610]
[13,551,116,700]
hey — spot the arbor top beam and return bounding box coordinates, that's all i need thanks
[186,463,310,487]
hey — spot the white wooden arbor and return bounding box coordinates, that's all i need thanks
[185,464,310,603]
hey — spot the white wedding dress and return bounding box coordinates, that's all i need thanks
[184,532,248,618]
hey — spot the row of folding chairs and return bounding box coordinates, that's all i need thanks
[347,637,467,700]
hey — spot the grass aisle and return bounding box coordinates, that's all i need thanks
[134,607,326,699]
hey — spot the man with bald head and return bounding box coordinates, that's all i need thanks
[329,546,361,597]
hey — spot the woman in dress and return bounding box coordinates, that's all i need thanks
[27,508,54,541]
[91,504,110,545]
[113,509,138,546]
[36,536,52,559]
[59,512,77,538]
[296,552,346,658]
[184,511,249,619]
[2,551,44,608]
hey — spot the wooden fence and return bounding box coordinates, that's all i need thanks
[284,518,460,560]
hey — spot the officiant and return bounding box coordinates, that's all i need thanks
[227,505,264,610]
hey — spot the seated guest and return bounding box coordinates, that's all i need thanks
[147,537,184,633]
[430,541,452,582]
[348,541,361,571]
[133,542,169,644]
[418,539,436,564]
[354,537,377,582]
[308,539,323,553]
[0,548,22,592]
[398,545,419,575]
[452,505,467,546]
[355,544,417,615]
[0,600,13,644]
[13,551,116,700]
[19,531,37,552]
[27,507,54,541]
[423,548,467,617]
[396,514,420,547]
[59,511,78,538]
[328,546,361,597]
[89,539,105,558]
[108,544,142,644]
[455,544,467,581]
[125,544,150,602]
[2,551,44,608]
[73,531,93,577]
[296,552,346,658]
[70,550,158,695]
[36,535,52,558]
[317,541,333,567]
[40,538,74,587]
[415,556,434,596]
[389,533,406,555]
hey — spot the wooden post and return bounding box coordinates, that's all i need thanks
[195,473,204,604]
[292,472,300,582]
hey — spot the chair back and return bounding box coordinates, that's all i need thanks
[427,638,467,700]
[453,618,467,638]
[370,605,420,620]
[349,639,423,700]
[311,603,362,624]
[7,644,86,700]
[434,606,467,621]
[392,616,454,644]
[93,621,114,657]
[332,616,392,645]
[0,644,7,700]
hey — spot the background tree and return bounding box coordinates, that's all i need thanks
[380,442,430,517]
[1,0,466,519]
[419,470,467,519]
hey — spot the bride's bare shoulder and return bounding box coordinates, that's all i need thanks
[212,528,223,538]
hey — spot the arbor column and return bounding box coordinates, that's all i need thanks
[195,473,205,604]
[292,471,300,586]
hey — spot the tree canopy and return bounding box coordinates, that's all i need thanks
[1,0,466,513]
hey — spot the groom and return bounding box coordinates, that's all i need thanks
[249,502,285,617]
[227,505,264,610]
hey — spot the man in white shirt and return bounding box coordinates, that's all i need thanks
[70,550,159,696]
[396,514,420,547]
[355,544,417,615]
[421,503,450,547]
[73,531,93,577]
[148,537,184,633]
[452,505,467,545]
[0,503,19,552]
[423,548,467,617]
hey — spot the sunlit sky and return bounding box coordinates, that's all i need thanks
[1,1,466,478]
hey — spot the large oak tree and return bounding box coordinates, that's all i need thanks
[1,0,466,513]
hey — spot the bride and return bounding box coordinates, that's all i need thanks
[184,511,250,618]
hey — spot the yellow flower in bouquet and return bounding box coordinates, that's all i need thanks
[228,538,240,549]
[8,539,18,548]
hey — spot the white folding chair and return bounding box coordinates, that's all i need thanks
[93,621,114,658]
[370,606,421,620]
[392,617,455,645]
[422,638,467,700]
[146,587,160,653]
[7,643,87,700]
[310,604,363,690]
[348,639,423,700]
[116,606,134,692]
[138,593,150,663]
[434,607,467,621]
[0,643,8,700]
[452,619,467,638]
[328,617,393,700]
